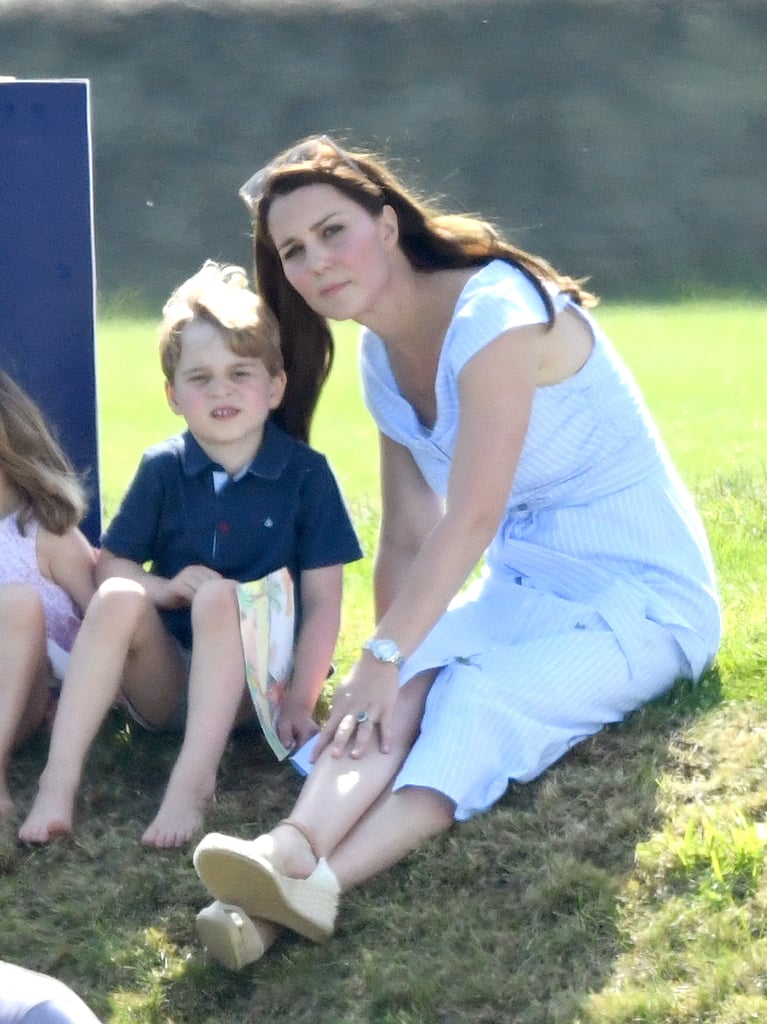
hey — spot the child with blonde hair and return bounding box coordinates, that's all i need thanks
[0,371,95,821]
[19,262,361,848]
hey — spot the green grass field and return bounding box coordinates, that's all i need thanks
[3,300,767,1023]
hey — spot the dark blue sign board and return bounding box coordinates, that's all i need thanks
[0,79,101,543]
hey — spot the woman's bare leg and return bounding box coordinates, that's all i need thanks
[19,578,185,842]
[142,580,251,848]
[0,587,50,817]
[193,671,452,947]
[327,784,454,891]
[234,671,437,882]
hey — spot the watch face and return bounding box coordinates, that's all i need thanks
[367,639,402,663]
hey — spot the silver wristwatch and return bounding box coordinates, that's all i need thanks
[363,638,404,667]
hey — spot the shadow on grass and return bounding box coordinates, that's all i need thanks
[2,670,722,1024]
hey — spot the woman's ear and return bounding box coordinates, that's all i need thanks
[379,204,400,247]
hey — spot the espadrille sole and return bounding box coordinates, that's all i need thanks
[193,833,339,942]
[195,900,268,971]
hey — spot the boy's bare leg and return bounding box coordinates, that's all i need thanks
[142,580,249,848]
[19,579,185,843]
[0,587,50,818]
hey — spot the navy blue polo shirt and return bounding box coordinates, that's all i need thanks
[102,420,363,648]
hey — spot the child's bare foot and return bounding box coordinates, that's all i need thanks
[141,785,213,849]
[18,785,75,843]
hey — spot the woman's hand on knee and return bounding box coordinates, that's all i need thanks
[312,665,399,762]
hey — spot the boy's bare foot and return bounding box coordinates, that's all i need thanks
[18,786,74,843]
[141,786,213,849]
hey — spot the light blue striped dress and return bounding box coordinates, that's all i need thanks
[359,260,721,821]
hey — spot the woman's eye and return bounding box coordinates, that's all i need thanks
[323,224,342,239]
[282,244,302,261]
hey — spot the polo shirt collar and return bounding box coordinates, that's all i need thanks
[179,419,294,482]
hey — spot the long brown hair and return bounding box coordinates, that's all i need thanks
[242,136,598,443]
[0,371,86,534]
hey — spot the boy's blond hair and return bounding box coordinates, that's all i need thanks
[158,261,284,383]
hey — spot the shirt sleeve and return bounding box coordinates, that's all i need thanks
[293,455,363,571]
[100,451,164,565]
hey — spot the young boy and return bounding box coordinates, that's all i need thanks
[19,261,362,848]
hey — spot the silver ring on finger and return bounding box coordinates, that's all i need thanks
[355,710,370,725]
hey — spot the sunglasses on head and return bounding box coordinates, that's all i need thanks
[239,134,362,210]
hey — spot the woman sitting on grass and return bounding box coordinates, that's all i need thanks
[192,135,721,969]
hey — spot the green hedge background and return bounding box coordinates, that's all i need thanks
[2,0,764,308]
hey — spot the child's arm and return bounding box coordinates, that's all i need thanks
[38,526,97,614]
[95,548,223,610]
[277,564,344,751]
